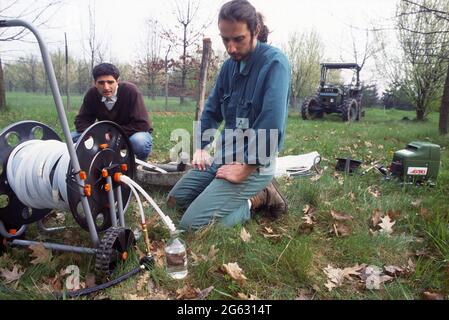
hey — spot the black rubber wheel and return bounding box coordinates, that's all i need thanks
[301,96,322,120]
[342,98,358,122]
[95,227,135,277]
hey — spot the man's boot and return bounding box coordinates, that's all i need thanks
[250,179,288,218]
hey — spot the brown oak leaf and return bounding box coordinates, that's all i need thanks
[221,262,247,285]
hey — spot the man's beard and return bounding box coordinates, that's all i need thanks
[230,36,255,61]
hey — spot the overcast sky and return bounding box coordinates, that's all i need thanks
[0,0,400,89]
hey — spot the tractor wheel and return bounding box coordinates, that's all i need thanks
[342,98,358,122]
[301,96,322,120]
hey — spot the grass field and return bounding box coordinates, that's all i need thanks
[1,92,448,300]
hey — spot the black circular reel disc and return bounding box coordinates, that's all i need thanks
[0,121,61,230]
[67,121,135,233]
[95,227,135,276]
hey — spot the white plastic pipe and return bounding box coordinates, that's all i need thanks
[135,158,168,174]
[120,175,176,234]
[120,177,145,225]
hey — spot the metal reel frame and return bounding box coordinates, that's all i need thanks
[67,121,136,233]
[0,121,61,231]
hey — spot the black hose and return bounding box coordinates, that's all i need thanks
[53,256,154,299]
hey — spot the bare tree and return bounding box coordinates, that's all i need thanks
[85,0,106,74]
[0,0,62,110]
[169,0,211,105]
[401,0,449,133]
[283,30,323,108]
[396,0,449,121]
[135,19,166,100]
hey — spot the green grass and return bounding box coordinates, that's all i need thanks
[1,92,449,300]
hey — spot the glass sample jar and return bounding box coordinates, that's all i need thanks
[165,236,188,279]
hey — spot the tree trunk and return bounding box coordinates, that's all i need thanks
[0,56,6,111]
[439,64,449,135]
[416,104,425,121]
[195,38,212,121]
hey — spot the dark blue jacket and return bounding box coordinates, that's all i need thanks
[199,41,291,166]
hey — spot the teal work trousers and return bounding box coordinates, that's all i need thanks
[168,163,273,230]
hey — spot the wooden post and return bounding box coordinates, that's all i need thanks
[0,56,6,110]
[64,32,71,111]
[195,38,212,121]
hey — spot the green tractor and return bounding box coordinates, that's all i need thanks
[301,63,363,122]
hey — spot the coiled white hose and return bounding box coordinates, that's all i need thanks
[6,139,177,234]
[6,139,70,211]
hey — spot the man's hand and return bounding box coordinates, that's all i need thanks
[216,163,258,184]
[192,149,212,171]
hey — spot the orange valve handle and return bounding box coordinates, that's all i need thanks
[79,171,87,180]
[114,172,122,183]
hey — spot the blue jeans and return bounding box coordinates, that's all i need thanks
[168,162,273,230]
[71,131,153,160]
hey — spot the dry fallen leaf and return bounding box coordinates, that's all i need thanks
[240,227,251,243]
[331,222,352,237]
[237,292,258,300]
[207,245,219,261]
[221,262,247,285]
[176,285,199,300]
[295,288,315,300]
[371,209,383,227]
[367,186,381,198]
[298,216,315,235]
[0,265,25,284]
[323,264,365,291]
[190,251,202,266]
[264,227,273,234]
[47,274,63,292]
[29,243,52,265]
[422,291,445,300]
[303,205,312,215]
[330,210,353,221]
[383,265,406,277]
[411,199,423,208]
[197,286,214,300]
[386,209,401,221]
[378,216,396,235]
[379,274,394,284]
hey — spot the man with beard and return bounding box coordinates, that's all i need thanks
[168,0,291,230]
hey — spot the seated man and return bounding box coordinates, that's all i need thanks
[72,63,153,160]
